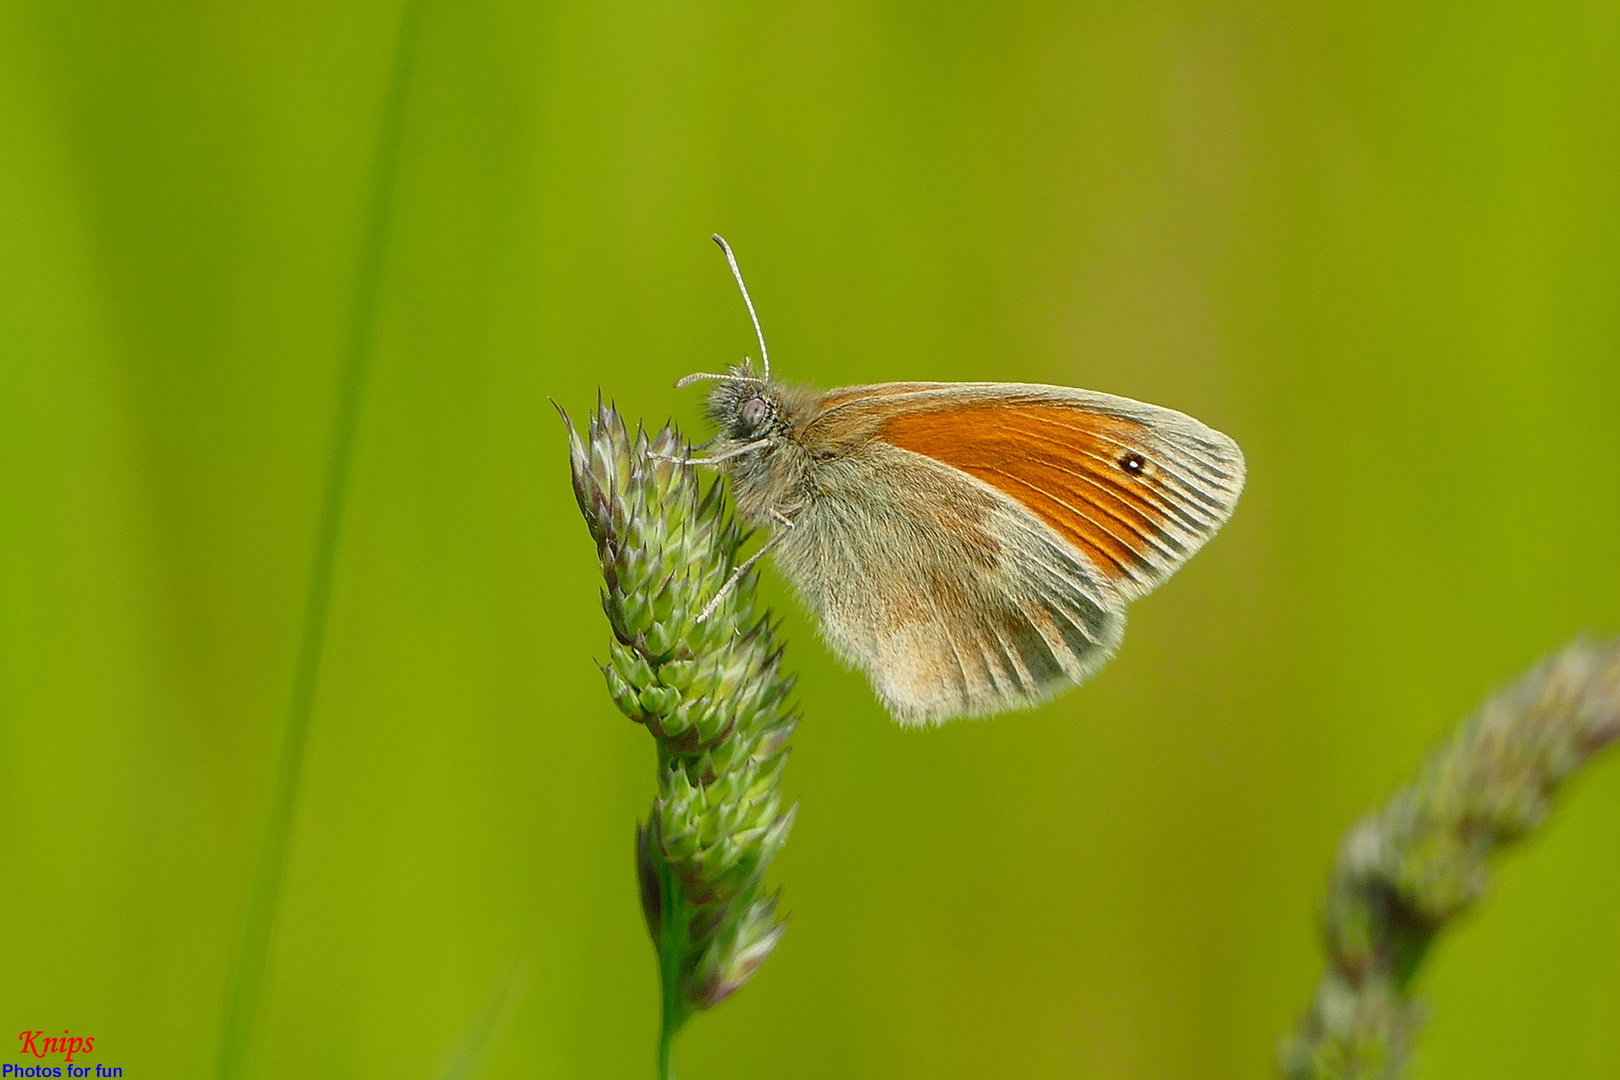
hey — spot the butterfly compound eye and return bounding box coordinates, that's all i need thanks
[1120,452,1146,476]
[740,396,769,429]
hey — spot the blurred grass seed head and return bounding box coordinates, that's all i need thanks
[1283,636,1620,1080]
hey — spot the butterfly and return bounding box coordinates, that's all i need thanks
[676,236,1246,725]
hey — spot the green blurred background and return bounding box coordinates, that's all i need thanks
[2,0,1618,1077]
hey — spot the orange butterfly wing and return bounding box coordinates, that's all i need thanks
[818,384,1245,601]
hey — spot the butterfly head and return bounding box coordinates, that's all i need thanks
[672,237,813,515]
[683,234,792,446]
[675,362,780,443]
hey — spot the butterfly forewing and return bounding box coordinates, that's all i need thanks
[816,384,1245,601]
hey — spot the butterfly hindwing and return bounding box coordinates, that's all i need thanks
[768,438,1126,723]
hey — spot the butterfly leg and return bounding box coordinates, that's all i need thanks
[651,439,773,468]
[695,508,794,623]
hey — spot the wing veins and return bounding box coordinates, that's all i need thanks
[979,423,1214,536]
[967,459,1186,568]
[970,467,1146,581]
[1010,413,1240,515]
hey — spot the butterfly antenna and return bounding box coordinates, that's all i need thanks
[712,234,770,380]
[673,372,738,388]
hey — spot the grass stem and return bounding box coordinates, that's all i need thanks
[657,856,689,1080]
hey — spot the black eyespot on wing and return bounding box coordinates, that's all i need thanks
[1120,452,1146,476]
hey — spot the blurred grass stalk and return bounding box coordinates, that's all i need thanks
[564,400,798,1080]
[1282,636,1620,1080]
[214,1,425,1076]
[436,964,528,1080]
